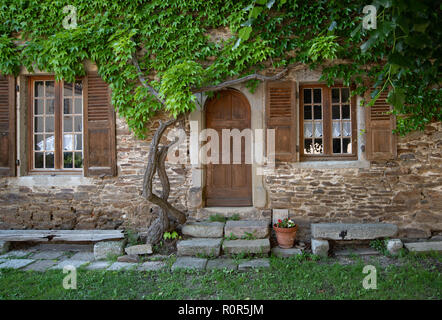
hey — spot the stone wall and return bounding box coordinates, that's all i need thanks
[0,113,192,232]
[264,122,442,241]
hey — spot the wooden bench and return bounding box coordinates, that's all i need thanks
[0,230,124,243]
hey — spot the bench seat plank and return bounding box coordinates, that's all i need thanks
[0,230,124,242]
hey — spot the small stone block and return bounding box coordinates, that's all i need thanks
[238,259,270,271]
[94,241,124,260]
[271,247,302,258]
[182,222,225,238]
[387,239,403,255]
[107,262,138,271]
[404,241,442,253]
[206,259,238,271]
[311,239,329,257]
[171,257,207,271]
[0,259,35,269]
[138,261,167,271]
[125,244,153,255]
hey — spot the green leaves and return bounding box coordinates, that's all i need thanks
[308,35,339,62]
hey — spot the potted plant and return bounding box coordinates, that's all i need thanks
[273,218,298,249]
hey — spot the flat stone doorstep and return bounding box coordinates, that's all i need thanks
[238,259,270,271]
[404,241,442,252]
[271,247,303,258]
[333,248,379,257]
[206,259,237,271]
[172,257,208,271]
[0,259,35,269]
[222,239,270,254]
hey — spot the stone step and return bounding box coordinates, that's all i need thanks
[404,241,442,253]
[311,223,398,240]
[222,239,270,255]
[182,222,224,238]
[271,247,302,258]
[224,220,269,239]
[177,238,222,257]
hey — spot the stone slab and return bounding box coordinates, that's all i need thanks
[311,239,329,257]
[311,223,398,240]
[0,230,124,242]
[224,220,269,239]
[70,251,95,261]
[0,250,34,259]
[23,259,57,272]
[125,244,153,255]
[138,261,167,271]
[182,222,225,238]
[222,239,270,255]
[171,257,207,271]
[387,239,403,255]
[177,238,222,257]
[85,261,111,270]
[404,241,442,253]
[206,259,238,271]
[107,262,138,271]
[238,259,270,271]
[271,247,302,258]
[31,251,65,260]
[0,259,35,269]
[94,241,124,260]
[51,260,88,270]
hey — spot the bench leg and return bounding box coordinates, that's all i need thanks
[311,239,329,257]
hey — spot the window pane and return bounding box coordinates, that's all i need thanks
[304,105,312,120]
[45,116,54,133]
[34,135,44,151]
[75,134,82,150]
[45,153,54,168]
[46,99,55,114]
[63,134,73,150]
[64,152,73,168]
[74,81,83,96]
[45,134,55,151]
[313,89,321,103]
[34,117,44,133]
[343,122,351,137]
[343,138,351,154]
[332,121,341,137]
[332,88,340,103]
[64,98,73,114]
[304,122,313,137]
[314,122,322,137]
[64,83,73,96]
[342,105,350,119]
[45,81,55,97]
[313,139,323,154]
[74,152,83,168]
[74,99,82,114]
[74,116,82,132]
[34,99,44,115]
[314,105,322,119]
[333,138,341,153]
[304,139,313,154]
[332,105,340,119]
[342,88,350,103]
[64,116,73,132]
[35,81,44,97]
[34,152,44,168]
[303,89,311,103]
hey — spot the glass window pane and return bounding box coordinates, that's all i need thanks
[304,105,312,120]
[64,116,73,132]
[304,122,313,137]
[74,116,82,132]
[34,99,44,115]
[304,139,313,154]
[45,153,54,168]
[332,105,340,119]
[74,81,83,96]
[34,152,44,168]
[343,138,351,154]
[64,83,73,96]
[34,135,44,151]
[45,116,54,133]
[314,105,322,119]
[342,105,350,119]
[333,138,341,153]
[313,139,323,154]
[45,134,55,151]
[64,98,73,114]
[303,89,311,103]
[313,89,321,103]
[343,122,351,137]
[35,81,44,97]
[314,122,322,137]
[74,99,82,114]
[64,152,73,168]
[63,134,73,150]
[74,152,83,168]
[332,121,341,137]
[46,99,55,114]
[75,134,82,150]
[342,88,350,103]
[34,117,44,133]
[332,88,340,103]
[45,81,55,97]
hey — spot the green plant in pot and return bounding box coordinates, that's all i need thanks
[273,218,298,249]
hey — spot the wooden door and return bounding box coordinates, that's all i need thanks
[205,89,252,207]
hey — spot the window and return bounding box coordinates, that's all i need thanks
[300,84,356,160]
[30,77,84,171]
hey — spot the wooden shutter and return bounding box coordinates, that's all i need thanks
[365,89,397,160]
[83,72,116,176]
[0,75,16,176]
[266,81,296,162]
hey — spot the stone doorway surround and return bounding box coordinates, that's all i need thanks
[187,83,267,211]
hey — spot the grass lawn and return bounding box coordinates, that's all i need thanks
[0,252,440,300]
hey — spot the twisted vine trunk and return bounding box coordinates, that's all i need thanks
[142,114,187,245]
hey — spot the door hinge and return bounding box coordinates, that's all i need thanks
[16,85,19,92]
[16,159,20,166]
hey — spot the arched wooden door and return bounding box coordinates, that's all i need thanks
[205,89,252,207]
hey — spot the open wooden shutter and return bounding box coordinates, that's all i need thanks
[0,75,16,176]
[266,81,296,162]
[83,72,116,176]
[365,89,397,160]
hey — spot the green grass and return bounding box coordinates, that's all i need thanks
[0,253,440,300]
[209,213,241,223]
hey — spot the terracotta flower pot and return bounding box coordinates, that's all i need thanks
[273,225,298,249]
